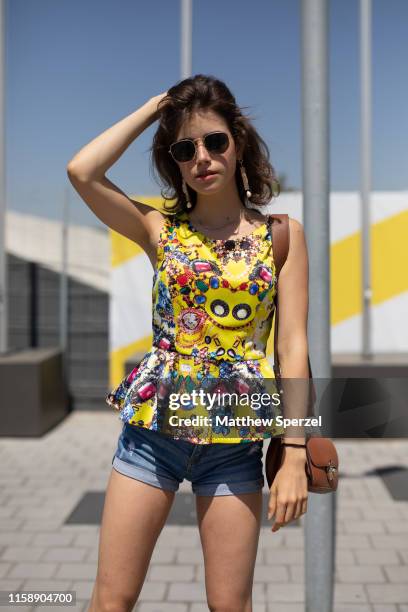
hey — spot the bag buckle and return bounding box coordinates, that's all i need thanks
[326,460,337,482]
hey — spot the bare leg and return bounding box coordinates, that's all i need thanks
[196,491,263,612]
[87,467,175,612]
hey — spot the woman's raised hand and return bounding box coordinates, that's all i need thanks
[150,91,169,120]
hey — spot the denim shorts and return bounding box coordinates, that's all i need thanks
[112,423,265,496]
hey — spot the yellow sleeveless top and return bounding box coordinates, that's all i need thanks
[106,209,284,444]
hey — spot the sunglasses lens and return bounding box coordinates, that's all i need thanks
[205,132,229,153]
[170,132,229,162]
[171,140,195,162]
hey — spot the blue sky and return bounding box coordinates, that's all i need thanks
[7,0,408,228]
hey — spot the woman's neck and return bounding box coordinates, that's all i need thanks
[193,182,245,226]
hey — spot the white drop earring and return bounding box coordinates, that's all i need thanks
[182,179,192,209]
[238,159,252,200]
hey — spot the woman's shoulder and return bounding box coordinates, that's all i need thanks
[285,217,307,262]
[287,216,304,235]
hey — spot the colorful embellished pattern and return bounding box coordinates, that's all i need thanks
[106,209,284,444]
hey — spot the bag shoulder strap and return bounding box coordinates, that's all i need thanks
[268,214,289,276]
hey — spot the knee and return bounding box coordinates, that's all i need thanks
[88,582,136,612]
[208,600,249,612]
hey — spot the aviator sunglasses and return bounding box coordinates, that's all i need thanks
[168,131,230,163]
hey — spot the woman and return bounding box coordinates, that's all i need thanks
[67,74,310,612]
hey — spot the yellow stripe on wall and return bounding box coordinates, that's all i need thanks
[331,232,362,324]
[371,210,408,304]
[331,210,408,324]
[110,231,144,268]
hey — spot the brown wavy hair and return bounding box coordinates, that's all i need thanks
[149,74,280,214]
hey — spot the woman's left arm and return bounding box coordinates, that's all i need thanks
[277,216,310,446]
[267,217,310,531]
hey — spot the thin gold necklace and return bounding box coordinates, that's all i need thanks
[190,208,244,232]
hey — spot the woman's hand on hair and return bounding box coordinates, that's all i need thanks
[150,91,169,119]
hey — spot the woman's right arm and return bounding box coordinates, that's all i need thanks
[66,94,168,265]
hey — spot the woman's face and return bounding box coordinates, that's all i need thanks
[173,109,241,196]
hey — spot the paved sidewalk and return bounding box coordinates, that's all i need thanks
[0,411,408,612]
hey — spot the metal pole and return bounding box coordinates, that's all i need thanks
[181,0,192,79]
[301,1,336,611]
[360,0,372,359]
[0,0,7,354]
[60,185,70,387]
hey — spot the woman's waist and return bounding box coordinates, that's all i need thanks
[150,342,270,363]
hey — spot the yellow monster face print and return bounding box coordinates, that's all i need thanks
[170,249,276,361]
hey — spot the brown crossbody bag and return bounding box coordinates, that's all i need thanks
[265,214,339,493]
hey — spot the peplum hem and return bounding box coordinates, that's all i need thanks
[106,345,283,444]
